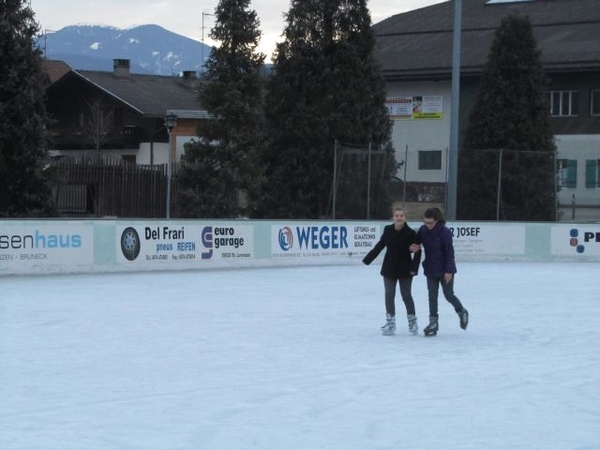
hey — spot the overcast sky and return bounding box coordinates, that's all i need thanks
[30,0,447,62]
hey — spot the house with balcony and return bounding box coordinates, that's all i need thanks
[45,59,206,166]
[43,59,208,217]
[373,0,600,221]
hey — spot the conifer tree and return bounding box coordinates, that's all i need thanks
[0,0,54,217]
[458,14,556,221]
[259,0,397,219]
[175,0,265,218]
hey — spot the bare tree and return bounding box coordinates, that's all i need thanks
[84,96,115,158]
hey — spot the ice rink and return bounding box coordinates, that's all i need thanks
[1,261,599,449]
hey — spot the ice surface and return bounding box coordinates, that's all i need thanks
[1,261,599,449]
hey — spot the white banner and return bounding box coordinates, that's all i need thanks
[446,224,526,255]
[271,223,380,259]
[551,225,600,256]
[116,223,254,265]
[0,223,93,271]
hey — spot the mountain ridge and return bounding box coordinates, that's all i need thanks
[40,24,211,76]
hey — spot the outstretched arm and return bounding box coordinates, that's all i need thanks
[362,237,386,265]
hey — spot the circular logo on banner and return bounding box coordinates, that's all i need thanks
[278,226,294,251]
[121,227,141,261]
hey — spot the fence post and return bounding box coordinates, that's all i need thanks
[367,143,372,220]
[496,148,503,221]
[332,140,338,220]
[403,144,408,209]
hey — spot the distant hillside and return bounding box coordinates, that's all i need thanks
[38,24,211,75]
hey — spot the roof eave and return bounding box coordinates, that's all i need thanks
[381,62,600,82]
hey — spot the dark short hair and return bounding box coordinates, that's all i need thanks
[423,207,444,222]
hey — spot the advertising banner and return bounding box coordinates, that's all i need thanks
[411,95,443,120]
[271,223,381,259]
[446,223,526,256]
[116,223,254,266]
[551,225,600,256]
[385,97,412,120]
[0,223,93,272]
[2,220,598,276]
[386,95,443,120]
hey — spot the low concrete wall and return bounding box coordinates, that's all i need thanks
[1,219,599,276]
[558,205,600,222]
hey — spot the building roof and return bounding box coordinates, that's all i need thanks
[46,61,203,118]
[75,69,202,117]
[41,60,71,85]
[373,0,600,80]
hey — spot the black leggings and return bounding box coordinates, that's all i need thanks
[426,276,464,317]
[383,277,415,316]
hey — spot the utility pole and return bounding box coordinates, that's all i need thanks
[41,29,56,59]
[201,12,215,71]
[447,0,462,220]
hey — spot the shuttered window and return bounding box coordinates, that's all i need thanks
[585,160,599,188]
[557,159,577,188]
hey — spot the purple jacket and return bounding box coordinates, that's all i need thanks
[416,221,457,278]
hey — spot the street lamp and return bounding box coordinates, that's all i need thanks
[164,113,177,219]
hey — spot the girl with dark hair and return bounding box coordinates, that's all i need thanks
[363,207,422,335]
[411,207,469,336]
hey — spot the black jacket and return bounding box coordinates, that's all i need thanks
[362,224,422,279]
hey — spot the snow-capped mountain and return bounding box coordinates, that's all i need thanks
[39,24,211,75]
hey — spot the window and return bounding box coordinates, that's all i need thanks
[418,150,442,170]
[547,91,579,116]
[585,160,599,188]
[592,90,600,116]
[557,159,577,188]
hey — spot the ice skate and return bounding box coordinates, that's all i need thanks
[458,308,469,330]
[381,314,396,336]
[423,315,438,337]
[407,314,418,335]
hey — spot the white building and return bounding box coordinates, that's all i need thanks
[373,0,600,221]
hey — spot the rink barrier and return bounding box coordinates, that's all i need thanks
[0,219,599,276]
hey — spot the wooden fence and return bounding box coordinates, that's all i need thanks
[51,157,171,218]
